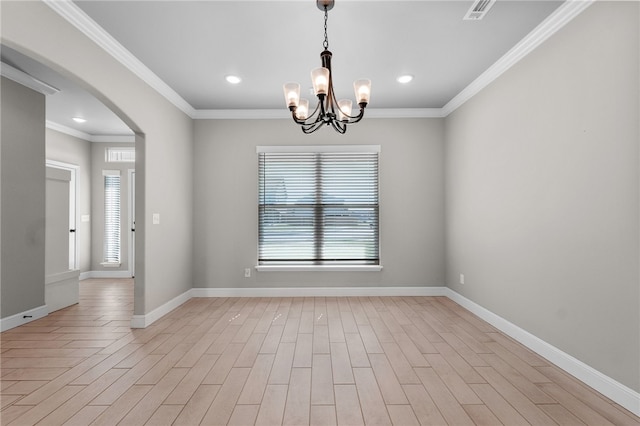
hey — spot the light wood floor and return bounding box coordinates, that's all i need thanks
[1,279,638,425]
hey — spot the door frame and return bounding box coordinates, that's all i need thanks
[128,168,135,278]
[46,159,79,270]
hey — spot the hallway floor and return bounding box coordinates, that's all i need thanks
[1,279,638,425]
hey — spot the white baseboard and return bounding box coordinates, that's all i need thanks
[130,289,193,329]
[443,288,640,417]
[0,305,49,332]
[191,286,446,298]
[80,270,132,280]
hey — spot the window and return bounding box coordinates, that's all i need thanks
[106,147,135,163]
[258,145,380,267]
[103,170,121,265]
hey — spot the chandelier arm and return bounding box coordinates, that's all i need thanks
[302,120,325,134]
[342,106,366,123]
[329,118,347,134]
[290,98,323,125]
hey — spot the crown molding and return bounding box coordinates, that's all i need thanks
[46,120,135,143]
[43,0,195,118]
[192,107,444,120]
[1,62,60,95]
[442,0,594,116]
[366,108,445,119]
[46,120,91,140]
[46,0,592,121]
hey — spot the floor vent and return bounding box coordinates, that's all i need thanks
[463,0,496,20]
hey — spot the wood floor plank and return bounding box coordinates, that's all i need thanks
[311,354,334,405]
[269,342,296,385]
[310,405,337,426]
[469,383,529,426]
[172,384,220,426]
[345,333,370,368]
[7,386,83,425]
[164,353,219,405]
[414,367,475,426]
[380,342,420,384]
[119,368,187,425]
[228,404,260,426]
[334,384,364,426]
[368,353,408,405]
[464,404,504,425]
[537,382,617,426]
[281,317,300,343]
[36,369,125,425]
[425,353,482,405]
[283,368,311,425]
[237,353,275,404]
[144,404,183,425]
[353,368,392,425]
[386,404,420,426]
[357,324,384,354]
[330,342,354,384]
[90,354,163,405]
[90,384,153,426]
[539,403,587,425]
[61,405,107,426]
[202,343,244,384]
[200,367,251,425]
[259,324,284,354]
[293,333,313,368]
[313,325,330,354]
[480,353,555,404]
[475,366,556,425]
[255,384,288,426]
[537,365,640,425]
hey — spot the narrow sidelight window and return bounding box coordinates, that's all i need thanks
[103,170,121,264]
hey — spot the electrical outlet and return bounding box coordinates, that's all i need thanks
[152,213,160,225]
[460,273,465,285]
[244,268,251,278]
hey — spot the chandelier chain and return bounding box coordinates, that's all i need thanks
[323,6,329,50]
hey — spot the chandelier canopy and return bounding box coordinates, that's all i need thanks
[283,0,371,134]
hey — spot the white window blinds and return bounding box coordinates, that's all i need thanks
[103,170,121,264]
[258,146,379,265]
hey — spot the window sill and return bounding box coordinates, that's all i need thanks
[255,265,383,272]
[101,262,121,268]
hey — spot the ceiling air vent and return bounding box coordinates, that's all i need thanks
[463,0,496,20]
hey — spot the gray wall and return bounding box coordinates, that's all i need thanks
[2,1,194,315]
[46,129,92,273]
[445,1,639,392]
[1,77,46,318]
[194,118,445,289]
[90,142,134,273]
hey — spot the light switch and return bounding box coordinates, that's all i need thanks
[152,213,160,225]
[81,215,90,222]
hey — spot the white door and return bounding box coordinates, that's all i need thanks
[46,166,72,274]
[46,163,80,312]
[46,161,78,270]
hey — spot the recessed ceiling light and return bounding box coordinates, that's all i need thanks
[397,74,414,84]
[72,117,87,123]
[225,75,242,84]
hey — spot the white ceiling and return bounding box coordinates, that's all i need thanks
[2,0,571,137]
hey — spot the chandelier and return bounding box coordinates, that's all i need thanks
[283,0,371,134]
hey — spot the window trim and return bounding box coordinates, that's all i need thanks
[255,265,383,272]
[256,145,382,271]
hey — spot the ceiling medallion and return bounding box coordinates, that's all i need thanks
[283,0,371,134]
